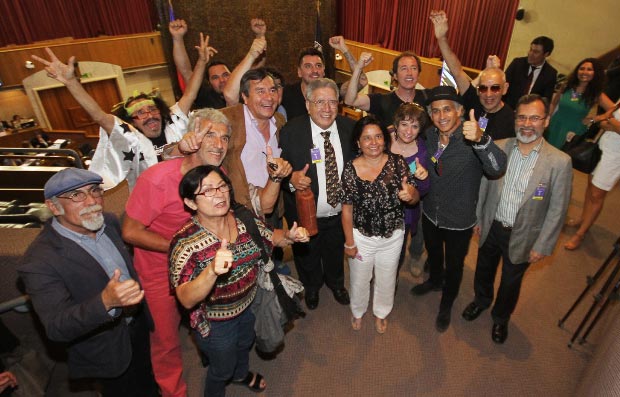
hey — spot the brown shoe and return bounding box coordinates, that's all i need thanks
[564,234,584,250]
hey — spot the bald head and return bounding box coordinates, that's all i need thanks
[476,67,509,113]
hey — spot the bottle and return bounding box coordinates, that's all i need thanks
[295,188,318,236]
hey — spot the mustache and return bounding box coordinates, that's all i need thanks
[79,205,103,216]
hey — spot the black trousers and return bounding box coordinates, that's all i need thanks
[292,214,345,294]
[474,220,530,325]
[100,313,158,397]
[423,216,473,311]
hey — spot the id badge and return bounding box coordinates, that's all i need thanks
[478,115,489,131]
[533,183,546,200]
[409,161,417,173]
[310,147,322,164]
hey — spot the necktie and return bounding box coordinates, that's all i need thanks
[321,131,340,207]
[524,65,538,95]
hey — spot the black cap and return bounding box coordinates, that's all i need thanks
[426,86,463,106]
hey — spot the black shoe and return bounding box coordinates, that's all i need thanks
[332,288,350,305]
[462,302,486,322]
[305,291,319,310]
[492,323,508,344]
[435,309,451,333]
[410,280,442,296]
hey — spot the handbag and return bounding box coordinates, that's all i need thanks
[561,129,602,174]
[233,204,305,354]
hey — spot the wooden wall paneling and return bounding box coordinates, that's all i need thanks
[0,33,166,88]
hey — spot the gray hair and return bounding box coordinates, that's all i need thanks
[305,78,339,101]
[426,101,463,115]
[49,196,65,215]
[188,108,232,135]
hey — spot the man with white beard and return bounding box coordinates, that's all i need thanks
[461,94,572,344]
[19,168,157,396]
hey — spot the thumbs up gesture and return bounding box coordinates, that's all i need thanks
[291,163,312,191]
[463,109,482,142]
[398,176,418,204]
[413,158,428,180]
[266,145,292,182]
[212,239,233,276]
[101,269,144,311]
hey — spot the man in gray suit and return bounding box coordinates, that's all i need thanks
[462,94,572,344]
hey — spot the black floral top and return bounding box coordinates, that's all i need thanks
[342,152,415,238]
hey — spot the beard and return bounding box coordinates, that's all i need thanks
[80,205,104,231]
[516,129,541,144]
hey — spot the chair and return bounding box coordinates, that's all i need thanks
[103,179,129,219]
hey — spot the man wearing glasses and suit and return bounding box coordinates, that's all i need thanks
[461,94,572,344]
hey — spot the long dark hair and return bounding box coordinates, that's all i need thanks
[562,58,606,108]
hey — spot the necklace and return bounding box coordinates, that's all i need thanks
[394,138,418,157]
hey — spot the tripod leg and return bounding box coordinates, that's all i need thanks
[569,257,620,348]
[579,280,620,345]
[559,238,620,328]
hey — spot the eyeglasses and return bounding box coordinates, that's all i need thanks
[195,184,232,198]
[58,186,104,202]
[516,115,546,123]
[308,99,339,107]
[131,106,161,120]
[477,84,502,94]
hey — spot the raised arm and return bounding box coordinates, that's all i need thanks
[222,19,268,105]
[169,19,192,84]
[329,36,368,97]
[177,33,217,115]
[430,10,471,94]
[471,55,501,87]
[344,52,373,110]
[222,38,267,106]
[32,48,115,134]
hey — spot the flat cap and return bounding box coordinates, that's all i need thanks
[44,168,103,199]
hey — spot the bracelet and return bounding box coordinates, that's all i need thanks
[344,243,356,249]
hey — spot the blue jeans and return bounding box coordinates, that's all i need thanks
[193,309,256,397]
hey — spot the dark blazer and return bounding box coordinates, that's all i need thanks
[476,139,572,263]
[279,114,356,224]
[504,57,558,109]
[19,213,148,379]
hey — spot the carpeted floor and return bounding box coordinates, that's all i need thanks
[177,170,620,397]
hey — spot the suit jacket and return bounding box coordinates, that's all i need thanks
[505,57,558,109]
[279,114,356,223]
[476,138,572,263]
[221,104,286,210]
[19,213,148,379]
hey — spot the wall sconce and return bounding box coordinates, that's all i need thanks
[25,60,35,69]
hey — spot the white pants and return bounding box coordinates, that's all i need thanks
[349,228,405,319]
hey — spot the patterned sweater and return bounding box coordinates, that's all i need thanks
[169,215,273,337]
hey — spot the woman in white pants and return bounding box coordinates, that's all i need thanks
[341,116,419,333]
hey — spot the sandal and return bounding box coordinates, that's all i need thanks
[564,234,585,250]
[233,371,266,393]
[351,316,362,331]
[375,317,387,334]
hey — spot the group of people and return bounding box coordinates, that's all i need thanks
[13,9,618,397]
